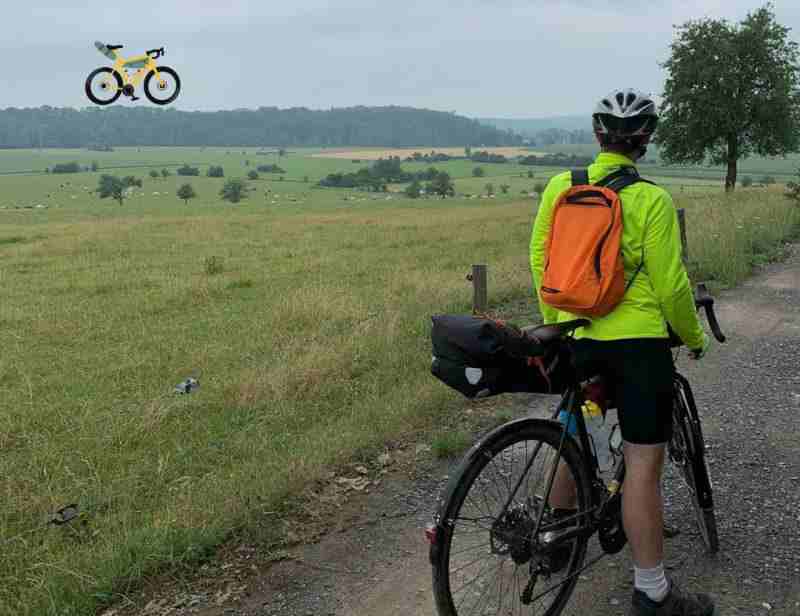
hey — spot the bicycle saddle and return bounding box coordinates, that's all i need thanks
[522,319,590,345]
[107,44,124,50]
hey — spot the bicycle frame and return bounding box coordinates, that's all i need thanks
[107,52,164,89]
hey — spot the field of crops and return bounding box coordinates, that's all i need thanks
[1,146,799,615]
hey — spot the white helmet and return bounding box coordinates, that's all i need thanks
[592,89,658,139]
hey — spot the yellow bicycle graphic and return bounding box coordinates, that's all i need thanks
[85,42,181,106]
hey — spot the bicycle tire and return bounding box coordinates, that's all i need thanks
[670,375,719,554]
[144,66,181,105]
[431,418,593,616]
[85,67,123,105]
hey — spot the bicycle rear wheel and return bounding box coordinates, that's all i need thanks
[669,374,719,553]
[430,418,593,616]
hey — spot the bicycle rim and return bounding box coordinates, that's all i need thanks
[85,68,122,105]
[432,420,591,616]
[144,66,180,105]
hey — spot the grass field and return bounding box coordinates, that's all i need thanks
[1,146,799,615]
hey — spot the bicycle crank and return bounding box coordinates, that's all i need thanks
[521,568,540,605]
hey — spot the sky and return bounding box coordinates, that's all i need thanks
[1,0,800,118]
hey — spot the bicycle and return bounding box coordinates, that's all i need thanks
[85,41,181,106]
[426,283,726,616]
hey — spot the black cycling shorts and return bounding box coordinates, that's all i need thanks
[572,338,674,445]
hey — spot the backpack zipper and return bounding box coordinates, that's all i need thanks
[593,210,616,279]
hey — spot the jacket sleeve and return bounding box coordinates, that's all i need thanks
[530,179,562,325]
[642,191,705,349]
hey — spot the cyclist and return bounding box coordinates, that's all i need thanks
[530,89,713,616]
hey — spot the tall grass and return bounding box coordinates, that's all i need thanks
[679,187,800,285]
[0,178,797,614]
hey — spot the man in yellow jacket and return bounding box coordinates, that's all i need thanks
[530,89,713,616]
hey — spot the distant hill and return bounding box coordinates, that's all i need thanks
[478,115,590,136]
[0,106,523,149]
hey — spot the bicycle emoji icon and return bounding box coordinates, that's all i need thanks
[85,41,181,106]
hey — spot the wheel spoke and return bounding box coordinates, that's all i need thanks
[437,428,590,616]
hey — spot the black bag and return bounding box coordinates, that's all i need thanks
[430,314,570,399]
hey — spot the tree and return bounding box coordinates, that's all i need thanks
[121,176,142,188]
[177,183,196,205]
[161,168,171,178]
[220,178,247,203]
[257,164,285,173]
[207,165,225,178]
[500,183,510,194]
[51,162,81,174]
[741,176,753,187]
[247,170,259,180]
[472,166,485,177]
[659,4,800,191]
[527,169,534,178]
[426,172,455,198]
[278,148,287,157]
[485,182,494,196]
[97,174,125,206]
[0,107,524,149]
[761,175,776,186]
[149,169,159,179]
[177,164,199,176]
[786,168,800,202]
[90,161,99,172]
[465,145,472,158]
[405,179,422,198]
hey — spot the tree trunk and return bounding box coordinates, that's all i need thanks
[725,133,738,192]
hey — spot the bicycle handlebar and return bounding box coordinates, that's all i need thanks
[146,47,165,59]
[694,283,726,343]
[669,283,727,348]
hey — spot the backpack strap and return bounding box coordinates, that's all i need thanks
[596,166,657,193]
[570,168,589,186]
[595,167,654,293]
[625,252,645,293]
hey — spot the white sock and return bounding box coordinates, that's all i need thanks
[634,563,670,603]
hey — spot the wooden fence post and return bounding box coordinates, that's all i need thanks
[677,208,688,264]
[471,264,487,314]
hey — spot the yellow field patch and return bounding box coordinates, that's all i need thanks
[309,147,541,160]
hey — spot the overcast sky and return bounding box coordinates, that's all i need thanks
[2,1,799,118]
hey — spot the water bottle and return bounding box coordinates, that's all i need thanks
[582,400,613,471]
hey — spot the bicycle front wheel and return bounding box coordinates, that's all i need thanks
[144,66,181,105]
[669,374,719,554]
[431,418,593,616]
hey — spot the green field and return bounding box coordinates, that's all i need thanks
[2,147,799,615]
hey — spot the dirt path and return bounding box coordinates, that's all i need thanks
[113,247,800,616]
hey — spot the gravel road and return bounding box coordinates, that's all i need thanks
[113,246,800,616]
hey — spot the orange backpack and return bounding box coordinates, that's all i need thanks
[540,167,650,319]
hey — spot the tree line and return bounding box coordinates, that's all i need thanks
[0,105,523,149]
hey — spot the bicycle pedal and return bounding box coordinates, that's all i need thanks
[131,96,140,101]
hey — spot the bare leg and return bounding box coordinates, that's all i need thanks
[622,442,666,568]
[548,461,577,510]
